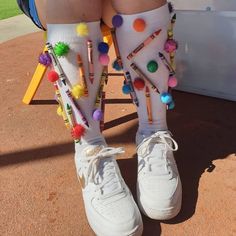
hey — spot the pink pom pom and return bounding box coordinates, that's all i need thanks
[99,54,110,66]
[71,124,85,139]
[47,70,59,82]
[164,39,178,53]
[168,76,178,88]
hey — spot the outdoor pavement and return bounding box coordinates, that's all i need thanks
[0,16,236,236]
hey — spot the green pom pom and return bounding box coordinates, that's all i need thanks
[54,42,70,57]
[147,60,158,73]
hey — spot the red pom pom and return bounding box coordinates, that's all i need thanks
[71,124,85,139]
[134,78,145,90]
[47,70,59,82]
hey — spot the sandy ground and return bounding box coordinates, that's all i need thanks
[0,32,235,236]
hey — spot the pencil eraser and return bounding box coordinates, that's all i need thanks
[147,60,158,73]
[112,15,123,28]
[122,84,131,94]
[72,124,85,139]
[164,39,178,53]
[98,42,109,54]
[39,52,52,66]
[168,76,178,88]
[92,109,103,121]
[99,54,110,66]
[54,42,70,57]
[112,59,122,71]
[160,92,173,104]
[47,70,59,82]
[76,23,89,37]
[134,78,145,90]
[133,18,146,32]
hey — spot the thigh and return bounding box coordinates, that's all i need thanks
[102,0,117,28]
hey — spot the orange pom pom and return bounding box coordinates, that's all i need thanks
[133,18,146,32]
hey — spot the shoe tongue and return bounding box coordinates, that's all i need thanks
[97,158,122,196]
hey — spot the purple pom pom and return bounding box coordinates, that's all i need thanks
[93,109,103,121]
[112,15,123,28]
[39,52,52,66]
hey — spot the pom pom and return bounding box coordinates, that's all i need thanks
[133,18,146,32]
[134,78,145,90]
[164,39,178,53]
[47,70,59,82]
[122,84,131,94]
[168,76,178,88]
[99,54,110,66]
[76,23,89,37]
[72,84,85,99]
[147,60,158,73]
[112,15,123,28]
[168,101,175,110]
[54,42,70,57]
[71,124,85,139]
[57,106,63,116]
[39,52,52,66]
[112,59,123,71]
[168,2,174,13]
[160,92,173,104]
[98,42,109,54]
[92,109,103,121]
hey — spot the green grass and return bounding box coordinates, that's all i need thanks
[0,0,23,20]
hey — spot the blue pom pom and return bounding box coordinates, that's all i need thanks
[112,59,122,71]
[112,15,123,28]
[160,92,173,104]
[98,42,109,54]
[168,101,175,110]
[122,84,131,94]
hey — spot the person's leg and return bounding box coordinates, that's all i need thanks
[111,0,182,220]
[33,1,143,235]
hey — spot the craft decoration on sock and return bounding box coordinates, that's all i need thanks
[100,92,106,132]
[112,59,123,71]
[92,68,107,121]
[54,42,70,57]
[76,22,89,37]
[39,51,52,66]
[130,63,160,93]
[54,84,70,129]
[147,60,158,73]
[133,78,145,90]
[111,28,123,69]
[127,29,162,60]
[133,18,146,32]
[47,70,59,83]
[77,54,88,97]
[87,40,94,84]
[145,86,152,124]
[112,15,123,28]
[158,52,175,75]
[124,71,139,106]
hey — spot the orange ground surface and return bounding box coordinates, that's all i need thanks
[0,32,235,236]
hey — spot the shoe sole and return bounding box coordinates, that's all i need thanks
[137,182,182,220]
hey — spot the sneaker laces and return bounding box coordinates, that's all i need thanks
[137,131,178,175]
[81,146,125,198]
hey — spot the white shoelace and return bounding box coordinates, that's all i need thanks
[81,146,125,198]
[137,131,178,175]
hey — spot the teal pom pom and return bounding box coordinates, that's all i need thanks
[160,92,173,104]
[168,101,175,110]
[54,42,70,57]
[112,59,122,71]
[122,84,131,94]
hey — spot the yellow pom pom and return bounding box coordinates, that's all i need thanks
[72,85,85,99]
[57,106,63,116]
[103,35,112,47]
[76,23,89,37]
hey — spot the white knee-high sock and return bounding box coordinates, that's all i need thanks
[115,4,172,134]
[47,22,106,145]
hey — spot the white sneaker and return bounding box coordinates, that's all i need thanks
[75,141,143,236]
[136,131,182,220]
